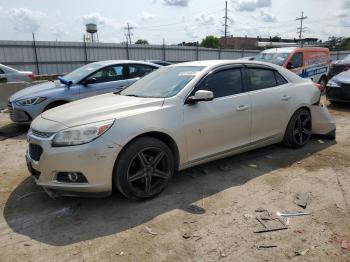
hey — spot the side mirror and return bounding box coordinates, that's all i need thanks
[186,90,214,104]
[82,77,97,86]
[286,62,294,69]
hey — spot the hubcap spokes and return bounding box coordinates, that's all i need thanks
[127,148,170,194]
[293,113,311,145]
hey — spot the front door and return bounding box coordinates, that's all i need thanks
[183,66,251,163]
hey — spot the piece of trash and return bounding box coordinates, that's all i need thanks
[254,214,288,233]
[182,232,191,239]
[276,211,311,217]
[183,219,197,224]
[265,155,273,159]
[295,248,309,256]
[318,139,325,144]
[244,214,253,220]
[249,164,257,168]
[221,252,227,257]
[186,204,206,214]
[294,192,310,209]
[255,207,267,212]
[341,239,349,250]
[118,251,125,256]
[144,226,157,236]
[24,243,31,246]
[285,218,290,226]
[297,161,302,164]
[258,245,277,250]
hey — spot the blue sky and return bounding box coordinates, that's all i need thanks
[0,0,349,44]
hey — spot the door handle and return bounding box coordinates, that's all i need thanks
[281,95,291,101]
[236,105,249,111]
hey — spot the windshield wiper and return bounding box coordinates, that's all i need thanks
[123,94,141,97]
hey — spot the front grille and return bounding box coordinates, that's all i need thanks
[29,144,43,161]
[30,129,54,139]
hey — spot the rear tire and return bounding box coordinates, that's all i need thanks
[113,137,174,199]
[282,108,312,148]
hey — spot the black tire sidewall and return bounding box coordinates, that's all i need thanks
[113,137,174,199]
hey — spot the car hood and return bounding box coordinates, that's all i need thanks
[332,70,350,83]
[40,93,165,128]
[9,80,67,102]
[331,59,350,66]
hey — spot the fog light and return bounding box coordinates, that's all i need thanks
[56,172,88,183]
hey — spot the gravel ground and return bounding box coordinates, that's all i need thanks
[0,99,349,262]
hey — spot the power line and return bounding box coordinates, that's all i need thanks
[296,11,308,47]
[124,23,135,44]
[222,1,232,48]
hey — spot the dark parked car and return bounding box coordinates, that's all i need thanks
[326,70,350,103]
[328,54,350,79]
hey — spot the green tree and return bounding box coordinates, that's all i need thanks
[271,36,281,42]
[135,39,149,45]
[200,36,219,48]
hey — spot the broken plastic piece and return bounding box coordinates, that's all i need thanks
[276,211,311,217]
[294,192,310,209]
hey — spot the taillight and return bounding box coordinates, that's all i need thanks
[28,72,35,81]
[314,83,324,93]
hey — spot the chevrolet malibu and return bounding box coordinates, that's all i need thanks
[26,60,336,199]
[8,60,160,124]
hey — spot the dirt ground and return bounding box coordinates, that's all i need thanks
[0,99,349,262]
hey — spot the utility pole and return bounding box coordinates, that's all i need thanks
[223,1,229,48]
[124,23,135,45]
[296,11,308,47]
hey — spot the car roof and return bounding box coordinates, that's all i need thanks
[87,60,161,67]
[170,59,282,68]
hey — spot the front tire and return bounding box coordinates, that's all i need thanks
[113,137,174,199]
[282,108,312,148]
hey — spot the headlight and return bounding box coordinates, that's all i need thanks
[327,79,341,88]
[15,97,47,106]
[52,120,115,147]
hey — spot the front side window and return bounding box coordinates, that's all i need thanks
[248,68,277,91]
[62,63,103,84]
[289,52,303,68]
[128,64,156,79]
[121,66,204,98]
[196,68,243,98]
[85,65,125,83]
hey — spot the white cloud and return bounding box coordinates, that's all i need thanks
[343,0,350,9]
[140,11,155,21]
[233,0,271,12]
[50,23,66,39]
[6,8,46,33]
[184,25,199,38]
[163,0,190,7]
[81,13,111,26]
[259,10,276,22]
[194,13,215,26]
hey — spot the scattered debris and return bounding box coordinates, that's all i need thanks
[144,226,157,236]
[276,211,311,217]
[295,248,309,256]
[294,229,305,234]
[183,219,197,224]
[249,164,257,168]
[118,251,125,256]
[0,108,9,113]
[318,139,325,144]
[285,218,290,226]
[244,214,253,220]
[341,239,349,250]
[255,207,267,213]
[220,252,227,257]
[297,161,302,165]
[264,155,273,159]
[294,192,310,209]
[257,245,277,250]
[186,204,206,214]
[182,232,191,239]
[254,212,288,233]
[23,243,31,246]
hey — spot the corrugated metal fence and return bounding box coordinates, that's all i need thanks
[0,40,349,75]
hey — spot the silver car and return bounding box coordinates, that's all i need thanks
[0,64,35,83]
[27,60,336,199]
[8,60,160,124]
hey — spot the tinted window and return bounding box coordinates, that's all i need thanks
[275,71,288,85]
[248,68,276,91]
[289,52,303,68]
[86,65,125,83]
[197,68,243,98]
[128,64,156,79]
[0,69,4,74]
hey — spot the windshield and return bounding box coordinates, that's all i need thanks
[61,63,103,84]
[121,66,204,98]
[255,52,291,66]
[344,54,350,61]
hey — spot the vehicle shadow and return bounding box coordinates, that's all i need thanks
[3,137,335,246]
[327,102,350,113]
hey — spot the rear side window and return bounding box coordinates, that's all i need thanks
[0,69,4,74]
[197,68,243,98]
[128,64,156,79]
[247,68,276,91]
[274,71,288,85]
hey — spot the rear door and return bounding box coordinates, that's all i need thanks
[245,65,295,143]
[183,65,251,163]
[79,64,129,98]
